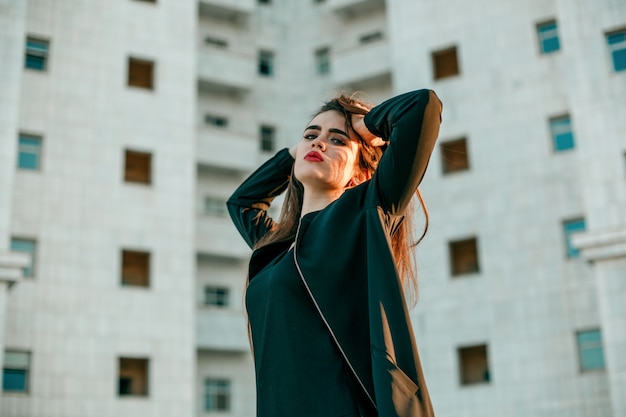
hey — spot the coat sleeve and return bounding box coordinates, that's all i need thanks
[364,89,443,216]
[226,148,294,249]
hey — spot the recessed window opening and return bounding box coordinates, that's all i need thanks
[10,238,37,278]
[359,31,384,44]
[205,114,229,127]
[549,114,575,152]
[449,237,479,276]
[118,358,149,396]
[260,125,275,152]
[205,379,231,411]
[258,50,274,76]
[204,197,228,216]
[17,134,43,170]
[440,138,469,174]
[432,46,459,80]
[124,150,152,184]
[315,47,330,75]
[2,351,31,393]
[576,329,606,372]
[121,250,150,287]
[204,36,228,48]
[563,218,585,258]
[127,57,155,89]
[458,344,490,385]
[606,29,626,72]
[205,286,230,307]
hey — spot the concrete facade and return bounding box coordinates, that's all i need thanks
[1,0,624,416]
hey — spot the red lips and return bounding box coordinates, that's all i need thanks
[304,151,323,162]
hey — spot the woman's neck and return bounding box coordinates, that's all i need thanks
[301,188,343,216]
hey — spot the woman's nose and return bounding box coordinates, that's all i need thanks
[311,137,326,150]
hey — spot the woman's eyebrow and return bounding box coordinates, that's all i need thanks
[304,125,349,137]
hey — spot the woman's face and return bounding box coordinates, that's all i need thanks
[294,110,361,193]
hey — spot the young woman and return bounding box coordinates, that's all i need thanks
[227,89,443,417]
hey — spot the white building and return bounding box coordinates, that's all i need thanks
[1,0,625,416]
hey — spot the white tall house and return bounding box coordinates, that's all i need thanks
[1,0,625,417]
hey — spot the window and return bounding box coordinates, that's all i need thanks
[2,351,31,393]
[315,47,330,75]
[258,0,270,4]
[359,31,384,44]
[118,358,149,396]
[260,125,275,152]
[563,218,585,258]
[121,250,150,287]
[204,36,228,49]
[17,134,42,170]
[440,138,469,174]
[449,237,479,276]
[133,0,156,3]
[205,287,229,307]
[536,20,560,54]
[432,46,459,80]
[549,115,575,151]
[458,344,490,385]
[124,150,152,184]
[10,238,36,278]
[204,114,228,128]
[258,50,274,76]
[127,57,154,90]
[577,329,606,372]
[25,36,49,71]
[606,29,626,72]
[205,379,231,411]
[204,197,227,216]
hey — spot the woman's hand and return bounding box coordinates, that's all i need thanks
[352,114,386,147]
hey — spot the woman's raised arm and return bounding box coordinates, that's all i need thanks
[363,89,443,215]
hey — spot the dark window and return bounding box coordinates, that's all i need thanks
[133,0,156,3]
[315,47,330,75]
[205,379,231,411]
[204,197,228,216]
[121,250,150,287]
[260,125,275,152]
[204,36,228,48]
[2,351,31,393]
[550,114,575,151]
[458,344,490,385]
[124,150,152,184]
[258,50,274,76]
[440,138,469,174]
[607,29,626,72]
[258,0,271,4]
[432,46,459,80]
[359,31,384,44]
[25,36,49,71]
[537,20,560,54]
[128,57,155,90]
[449,237,479,276]
[204,114,229,128]
[205,287,229,307]
[576,329,606,372]
[118,358,149,396]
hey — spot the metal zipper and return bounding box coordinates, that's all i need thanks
[293,218,377,410]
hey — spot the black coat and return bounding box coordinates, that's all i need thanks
[228,89,443,417]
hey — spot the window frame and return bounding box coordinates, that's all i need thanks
[432,46,460,80]
[25,36,50,71]
[260,125,276,152]
[606,28,626,72]
[562,217,586,259]
[576,329,606,373]
[315,47,331,76]
[536,19,561,54]
[10,237,37,278]
[449,236,480,277]
[440,137,470,174]
[204,378,231,412]
[2,350,31,394]
[204,286,230,307]
[127,57,155,90]
[124,149,153,185]
[549,114,575,152]
[120,249,151,288]
[258,50,274,77]
[17,133,43,171]
[458,344,491,386]
[118,357,150,397]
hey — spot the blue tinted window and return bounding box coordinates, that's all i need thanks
[607,31,626,72]
[537,21,560,54]
[563,218,585,258]
[550,115,575,151]
[2,369,27,392]
[17,135,42,170]
[25,37,49,71]
[577,330,605,371]
[10,238,36,277]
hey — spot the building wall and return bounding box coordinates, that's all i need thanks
[2,0,197,416]
[387,0,625,416]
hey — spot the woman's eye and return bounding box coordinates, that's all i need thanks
[304,134,316,140]
[331,138,346,146]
